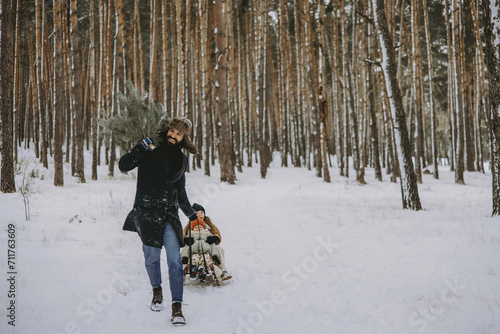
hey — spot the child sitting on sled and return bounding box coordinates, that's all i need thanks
[182,203,231,281]
[181,219,221,265]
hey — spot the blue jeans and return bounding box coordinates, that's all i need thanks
[142,221,183,303]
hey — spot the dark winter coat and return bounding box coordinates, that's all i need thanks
[119,143,196,249]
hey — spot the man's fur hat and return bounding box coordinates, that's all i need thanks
[164,116,198,155]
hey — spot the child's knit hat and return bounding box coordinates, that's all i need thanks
[190,219,206,230]
[192,203,205,214]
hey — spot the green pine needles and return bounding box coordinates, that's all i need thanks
[99,81,169,151]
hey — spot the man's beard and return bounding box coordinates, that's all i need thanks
[166,136,180,147]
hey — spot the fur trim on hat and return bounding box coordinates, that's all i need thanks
[179,133,199,155]
[168,116,192,135]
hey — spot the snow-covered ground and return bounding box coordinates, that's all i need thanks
[1,150,500,334]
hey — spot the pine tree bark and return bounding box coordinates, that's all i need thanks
[53,0,64,186]
[444,0,456,171]
[340,0,350,178]
[1,0,17,193]
[372,0,422,210]
[203,0,213,176]
[90,0,98,180]
[332,5,344,176]
[161,0,170,112]
[12,0,21,163]
[71,0,85,183]
[149,0,159,101]
[422,0,439,179]
[318,0,330,183]
[213,0,235,184]
[36,0,48,168]
[175,0,185,116]
[63,0,71,166]
[451,0,465,184]
[410,0,423,183]
[463,0,476,172]
[22,0,38,154]
[367,1,382,181]
[306,0,323,179]
[471,3,487,173]
[133,0,145,90]
[481,0,500,215]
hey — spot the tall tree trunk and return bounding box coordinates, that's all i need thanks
[340,0,349,178]
[90,0,98,180]
[71,0,85,183]
[318,0,330,183]
[347,65,365,184]
[445,0,455,171]
[372,0,422,210]
[37,0,48,168]
[481,0,500,215]
[332,6,344,176]
[306,0,323,179]
[161,0,169,113]
[133,0,145,90]
[422,0,439,179]
[175,0,185,116]
[451,0,465,184]
[108,0,118,177]
[463,0,476,172]
[410,0,423,183]
[53,0,64,186]
[471,3,487,173]
[367,2,382,182]
[1,0,16,193]
[149,0,159,101]
[213,0,235,183]
[63,0,71,166]
[12,0,21,164]
[203,0,213,175]
[22,0,37,154]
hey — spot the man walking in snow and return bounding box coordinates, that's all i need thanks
[119,116,198,326]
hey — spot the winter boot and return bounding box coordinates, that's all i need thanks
[171,302,186,326]
[212,255,221,265]
[189,263,198,280]
[150,286,163,312]
[198,266,207,283]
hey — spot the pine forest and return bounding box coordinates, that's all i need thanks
[2,0,500,215]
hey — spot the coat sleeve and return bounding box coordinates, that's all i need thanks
[175,173,197,219]
[118,144,147,172]
[205,218,222,245]
[183,223,190,238]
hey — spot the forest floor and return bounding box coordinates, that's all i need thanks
[1,149,500,334]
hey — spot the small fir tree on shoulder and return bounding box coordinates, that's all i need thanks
[99,81,169,151]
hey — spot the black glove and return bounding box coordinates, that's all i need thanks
[188,212,198,221]
[206,236,220,245]
[183,237,194,246]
